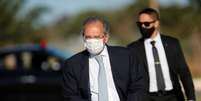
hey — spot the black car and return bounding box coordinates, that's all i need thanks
[0,44,71,101]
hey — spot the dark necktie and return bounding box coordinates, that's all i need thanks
[151,41,165,91]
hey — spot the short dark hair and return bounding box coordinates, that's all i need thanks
[138,8,160,20]
[81,16,110,36]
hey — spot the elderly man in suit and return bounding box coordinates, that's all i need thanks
[62,16,145,101]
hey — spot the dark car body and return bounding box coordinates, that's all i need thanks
[0,44,71,101]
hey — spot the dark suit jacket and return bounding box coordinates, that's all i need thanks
[62,46,145,101]
[127,35,195,101]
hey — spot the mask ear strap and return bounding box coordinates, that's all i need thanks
[82,35,86,43]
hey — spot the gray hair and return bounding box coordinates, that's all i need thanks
[81,16,110,36]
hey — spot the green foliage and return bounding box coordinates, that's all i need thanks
[0,0,48,46]
[52,10,111,38]
[54,0,201,45]
[160,6,201,39]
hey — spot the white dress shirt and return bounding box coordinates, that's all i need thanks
[89,46,120,101]
[144,33,173,92]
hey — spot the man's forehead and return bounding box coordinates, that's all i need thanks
[84,21,104,33]
[139,13,155,21]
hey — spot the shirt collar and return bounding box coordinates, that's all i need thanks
[145,32,161,44]
[99,45,108,57]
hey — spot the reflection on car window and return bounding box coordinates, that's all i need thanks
[41,56,61,71]
[48,56,61,71]
[3,54,17,71]
[30,50,62,72]
[21,52,32,70]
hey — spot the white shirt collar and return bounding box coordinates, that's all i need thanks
[99,45,108,57]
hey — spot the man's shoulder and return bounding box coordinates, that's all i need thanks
[108,46,129,53]
[65,50,88,63]
[127,38,144,48]
[161,34,179,43]
[108,45,127,50]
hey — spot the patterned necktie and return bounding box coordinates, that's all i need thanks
[151,41,165,91]
[95,55,109,101]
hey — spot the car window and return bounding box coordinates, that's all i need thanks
[0,49,63,72]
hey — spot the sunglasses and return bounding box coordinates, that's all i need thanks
[136,20,156,27]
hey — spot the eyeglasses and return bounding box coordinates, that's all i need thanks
[84,35,105,39]
[136,20,156,27]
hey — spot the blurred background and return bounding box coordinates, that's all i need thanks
[0,0,200,101]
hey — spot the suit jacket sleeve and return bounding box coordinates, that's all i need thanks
[62,60,88,101]
[127,51,146,101]
[175,40,195,100]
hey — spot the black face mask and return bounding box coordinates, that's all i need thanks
[139,26,155,39]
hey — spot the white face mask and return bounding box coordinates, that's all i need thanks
[84,38,105,55]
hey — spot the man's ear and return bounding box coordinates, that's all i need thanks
[155,20,160,28]
[104,34,109,43]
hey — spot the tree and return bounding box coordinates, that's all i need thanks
[0,0,48,46]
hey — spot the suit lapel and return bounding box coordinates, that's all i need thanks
[107,46,118,83]
[139,40,149,74]
[161,35,176,74]
[80,51,91,99]
[107,46,121,93]
[161,36,170,63]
